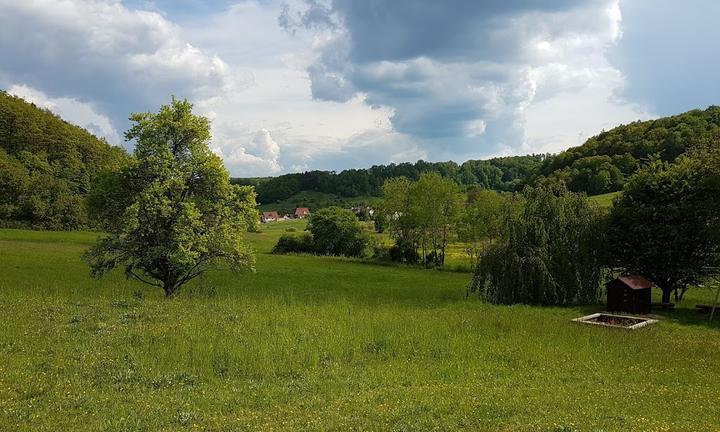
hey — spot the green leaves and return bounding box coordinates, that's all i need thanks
[607,144,720,301]
[470,184,605,305]
[0,91,129,229]
[379,173,463,266]
[306,206,369,257]
[85,98,256,296]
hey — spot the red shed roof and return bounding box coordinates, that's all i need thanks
[616,275,654,290]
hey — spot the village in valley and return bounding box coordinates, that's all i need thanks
[260,207,312,223]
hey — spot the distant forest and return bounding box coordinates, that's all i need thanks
[2,87,719,228]
[235,106,720,205]
[233,155,546,205]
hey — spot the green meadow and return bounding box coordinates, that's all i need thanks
[1,224,719,432]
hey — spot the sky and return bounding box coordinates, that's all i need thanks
[0,0,718,177]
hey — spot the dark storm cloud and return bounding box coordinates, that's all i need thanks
[333,0,596,63]
[283,0,616,156]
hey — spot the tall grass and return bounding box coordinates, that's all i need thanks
[0,228,718,431]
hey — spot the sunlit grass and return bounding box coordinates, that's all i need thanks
[588,191,621,209]
[0,227,718,431]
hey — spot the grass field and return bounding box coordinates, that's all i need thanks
[1,225,719,431]
[588,191,621,209]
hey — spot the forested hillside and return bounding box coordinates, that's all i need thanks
[532,106,720,194]
[0,91,128,229]
[240,106,720,206]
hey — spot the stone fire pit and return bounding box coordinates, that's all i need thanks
[572,313,658,329]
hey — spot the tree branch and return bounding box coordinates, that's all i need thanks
[126,269,162,287]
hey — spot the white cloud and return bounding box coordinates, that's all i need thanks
[286,0,655,161]
[0,0,673,176]
[211,127,282,176]
[0,0,231,128]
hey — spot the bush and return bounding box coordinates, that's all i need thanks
[272,232,315,254]
[388,238,420,264]
[307,207,369,257]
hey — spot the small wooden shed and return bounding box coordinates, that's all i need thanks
[606,275,653,314]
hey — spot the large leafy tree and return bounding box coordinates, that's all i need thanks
[607,145,720,303]
[379,173,462,266]
[456,188,504,269]
[377,177,420,263]
[84,98,257,296]
[469,184,605,305]
[412,172,463,266]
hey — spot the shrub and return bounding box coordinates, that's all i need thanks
[307,207,369,257]
[272,232,315,254]
[388,238,420,264]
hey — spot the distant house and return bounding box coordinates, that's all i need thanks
[261,211,279,223]
[294,207,311,219]
[606,275,653,314]
[351,205,374,215]
[351,205,374,219]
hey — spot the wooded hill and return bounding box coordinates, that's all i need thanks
[238,106,720,206]
[0,91,128,229]
[533,106,720,195]
[2,87,718,227]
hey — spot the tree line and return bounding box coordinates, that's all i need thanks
[234,155,546,204]
[3,86,719,230]
[237,105,720,205]
[2,92,711,304]
[274,141,720,307]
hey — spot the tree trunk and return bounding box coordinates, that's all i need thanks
[163,277,178,297]
[661,288,672,304]
[421,236,427,268]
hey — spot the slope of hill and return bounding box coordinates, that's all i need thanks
[0,91,129,229]
[534,106,720,194]
[257,191,377,215]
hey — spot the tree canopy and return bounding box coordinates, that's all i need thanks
[84,98,257,297]
[306,206,369,257]
[238,155,545,205]
[469,184,606,305]
[239,105,720,208]
[0,90,128,229]
[379,172,463,266]
[606,144,720,303]
[533,106,720,195]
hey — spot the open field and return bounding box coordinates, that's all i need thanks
[588,191,621,209]
[1,227,719,431]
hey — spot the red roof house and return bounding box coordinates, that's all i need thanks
[294,207,311,219]
[261,211,279,223]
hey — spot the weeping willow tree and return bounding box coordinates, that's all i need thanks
[469,183,606,305]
